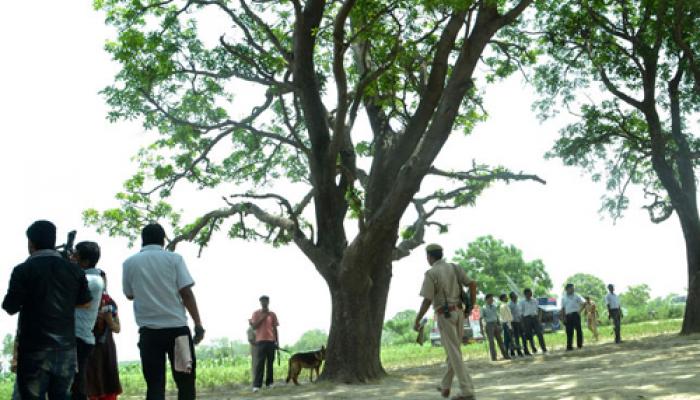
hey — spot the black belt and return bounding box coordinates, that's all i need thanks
[436,305,463,315]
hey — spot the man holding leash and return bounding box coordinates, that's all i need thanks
[250,295,279,393]
[414,244,477,400]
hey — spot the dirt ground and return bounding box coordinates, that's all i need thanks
[200,333,700,400]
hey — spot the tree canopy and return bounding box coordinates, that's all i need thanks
[292,329,328,352]
[534,0,700,334]
[564,273,607,302]
[87,0,541,382]
[620,284,652,309]
[453,235,553,298]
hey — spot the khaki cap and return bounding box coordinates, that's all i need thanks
[425,243,443,252]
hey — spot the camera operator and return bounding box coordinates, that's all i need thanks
[71,241,105,400]
[2,220,92,400]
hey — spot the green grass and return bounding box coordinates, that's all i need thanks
[0,319,682,397]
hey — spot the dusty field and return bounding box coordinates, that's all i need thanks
[200,333,700,400]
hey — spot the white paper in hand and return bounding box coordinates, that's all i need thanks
[174,335,193,374]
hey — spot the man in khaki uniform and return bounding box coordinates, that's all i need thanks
[414,244,477,400]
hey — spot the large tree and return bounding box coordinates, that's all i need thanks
[563,272,607,302]
[88,0,541,382]
[453,235,553,297]
[535,0,700,334]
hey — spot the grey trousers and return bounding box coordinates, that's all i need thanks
[485,322,508,361]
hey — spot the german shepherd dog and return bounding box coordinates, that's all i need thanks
[285,346,326,385]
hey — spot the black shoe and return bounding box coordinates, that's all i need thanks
[517,351,524,357]
[532,348,538,353]
[524,351,533,356]
[566,347,573,351]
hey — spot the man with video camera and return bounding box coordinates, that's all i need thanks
[3,220,92,400]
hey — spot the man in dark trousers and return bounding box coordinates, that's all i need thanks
[561,283,585,351]
[520,288,547,354]
[605,284,623,343]
[508,292,525,357]
[3,220,92,400]
[123,223,205,400]
[249,295,279,393]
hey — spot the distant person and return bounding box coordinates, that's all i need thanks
[482,294,510,361]
[414,244,477,400]
[498,294,516,358]
[605,284,623,343]
[86,271,123,400]
[582,296,600,341]
[561,283,585,351]
[123,223,205,400]
[247,325,257,385]
[3,220,92,400]
[520,288,547,354]
[71,242,106,400]
[249,295,280,393]
[508,292,525,357]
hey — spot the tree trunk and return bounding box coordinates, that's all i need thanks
[319,238,394,383]
[677,209,700,334]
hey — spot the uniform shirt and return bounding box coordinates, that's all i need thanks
[481,303,500,323]
[123,245,195,329]
[583,302,598,320]
[2,250,91,353]
[499,302,513,324]
[562,293,585,315]
[605,293,621,310]
[419,259,473,310]
[74,268,105,344]
[509,300,523,322]
[250,310,279,343]
[520,298,540,317]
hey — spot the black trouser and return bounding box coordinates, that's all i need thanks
[254,341,276,388]
[565,312,584,349]
[510,321,524,353]
[139,327,196,400]
[522,316,547,352]
[71,338,94,400]
[610,308,622,343]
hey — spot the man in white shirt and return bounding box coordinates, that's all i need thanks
[520,288,547,354]
[123,223,205,400]
[605,284,623,343]
[72,241,105,400]
[561,283,585,351]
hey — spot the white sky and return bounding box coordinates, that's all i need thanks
[0,2,689,362]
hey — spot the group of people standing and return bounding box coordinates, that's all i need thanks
[3,221,205,400]
[480,289,548,361]
[479,278,624,362]
[3,221,122,400]
[413,243,625,400]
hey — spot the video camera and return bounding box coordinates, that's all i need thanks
[55,230,77,260]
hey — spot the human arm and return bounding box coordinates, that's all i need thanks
[2,267,26,315]
[273,313,280,346]
[75,271,93,309]
[123,262,134,301]
[250,311,270,329]
[179,285,204,344]
[414,298,432,331]
[101,311,121,334]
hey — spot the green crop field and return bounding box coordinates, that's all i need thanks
[0,319,682,398]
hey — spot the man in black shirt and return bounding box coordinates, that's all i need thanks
[3,220,92,400]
